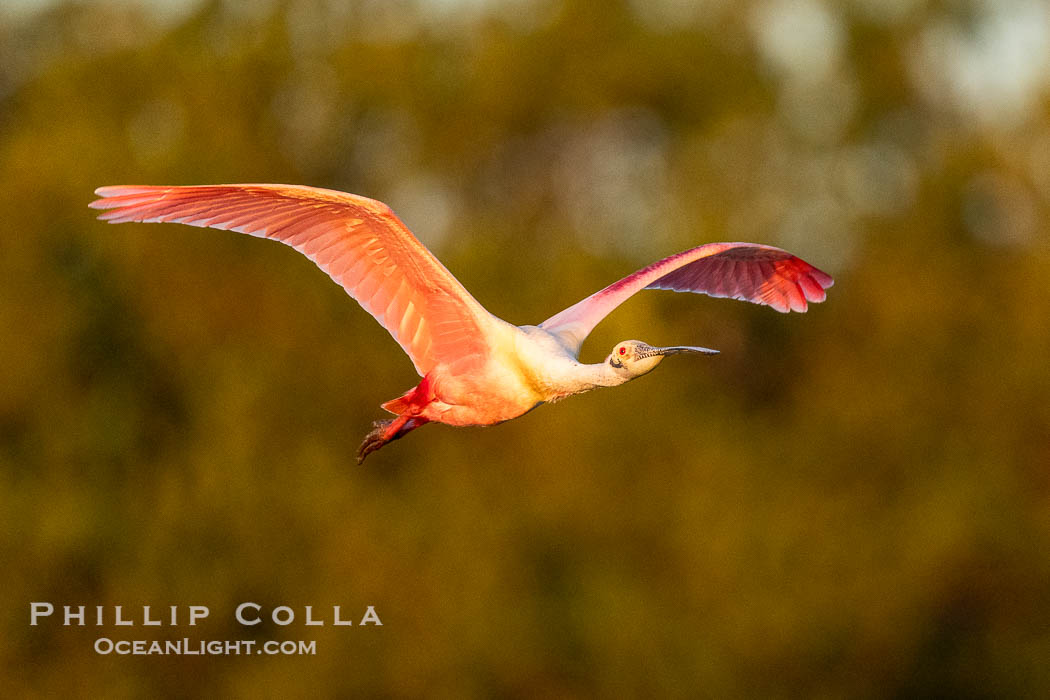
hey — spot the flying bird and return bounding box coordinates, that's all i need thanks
[90,184,833,462]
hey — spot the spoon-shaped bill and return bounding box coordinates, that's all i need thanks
[640,344,719,358]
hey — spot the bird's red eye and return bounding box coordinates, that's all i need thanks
[618,346,626,356]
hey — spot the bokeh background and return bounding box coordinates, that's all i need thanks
[3,0,1050,696]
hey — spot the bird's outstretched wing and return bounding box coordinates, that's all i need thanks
[90,184,493,377]
[539,242,833,353]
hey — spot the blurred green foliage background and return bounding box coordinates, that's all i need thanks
[3,0,1050,696]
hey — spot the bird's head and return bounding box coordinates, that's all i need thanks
[605,339,719,380]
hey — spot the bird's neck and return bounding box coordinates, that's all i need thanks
[513,325,630,400]
[566,361,631,394]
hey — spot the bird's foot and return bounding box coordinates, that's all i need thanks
[357,419,395,464]
[356,415,428,464]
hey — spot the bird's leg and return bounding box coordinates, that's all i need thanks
[356,415,428,464]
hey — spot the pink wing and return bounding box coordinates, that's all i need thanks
[89,184,493,377]
[540,242,833,353]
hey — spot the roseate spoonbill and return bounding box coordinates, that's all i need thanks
[90,184,833,462]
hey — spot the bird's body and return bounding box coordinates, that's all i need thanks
[90,183,833,461]
[390,323,621,426]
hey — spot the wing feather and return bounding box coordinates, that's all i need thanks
[540,242,833,353]
[90,183,493,376]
